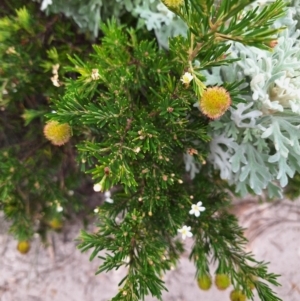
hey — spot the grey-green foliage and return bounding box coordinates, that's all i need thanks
[198,6,300,198]
[38,0,125,37]
[291,0,300,29]
[36,0,186,47]
[134,1,187,48]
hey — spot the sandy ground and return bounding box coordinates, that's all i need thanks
[1,198,300,301]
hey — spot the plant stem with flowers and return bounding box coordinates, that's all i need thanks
[49,1,287,300]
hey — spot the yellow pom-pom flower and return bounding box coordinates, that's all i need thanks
[163,0,184,8]
[197,274,212,291]
[44,121,71,146]
[49,217,63,230]
[246,275,257,290]
[17,240,30,254]
[215,274,231,290]
[230,290,247,301]
[199,86,231,119]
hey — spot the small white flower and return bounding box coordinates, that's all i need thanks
[105,198,114,204]
[189,202,205,217]
[56,204,63,212]
[52,64,60,74]
[93,183,102,192]
[6,47,17,55]
[51,74,60,87]
[67,190,74,196]
[91,69,100,80]
[134,147,141,153]
[180,72,193,85]
[41,0,53,10]
[104,190,114,203]
[178,225,193,240]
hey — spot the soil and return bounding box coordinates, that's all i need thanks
[1,198,300,301]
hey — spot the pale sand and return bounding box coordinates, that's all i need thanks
[1,198,300,301]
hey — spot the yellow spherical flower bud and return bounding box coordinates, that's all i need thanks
[199,86,231,119]
[49,217,63,230]
[163,0,184,8]
[230,290,247,301]
[44,121,71,146]
[17,240,30,254]
[197,274,212,291]
[215,274,231,290]
[246,275,257,290]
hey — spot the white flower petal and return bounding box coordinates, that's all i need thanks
[104,191,111,198]
[178,225,192,240]
[93,183,102,192]
[105,197,114,204]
